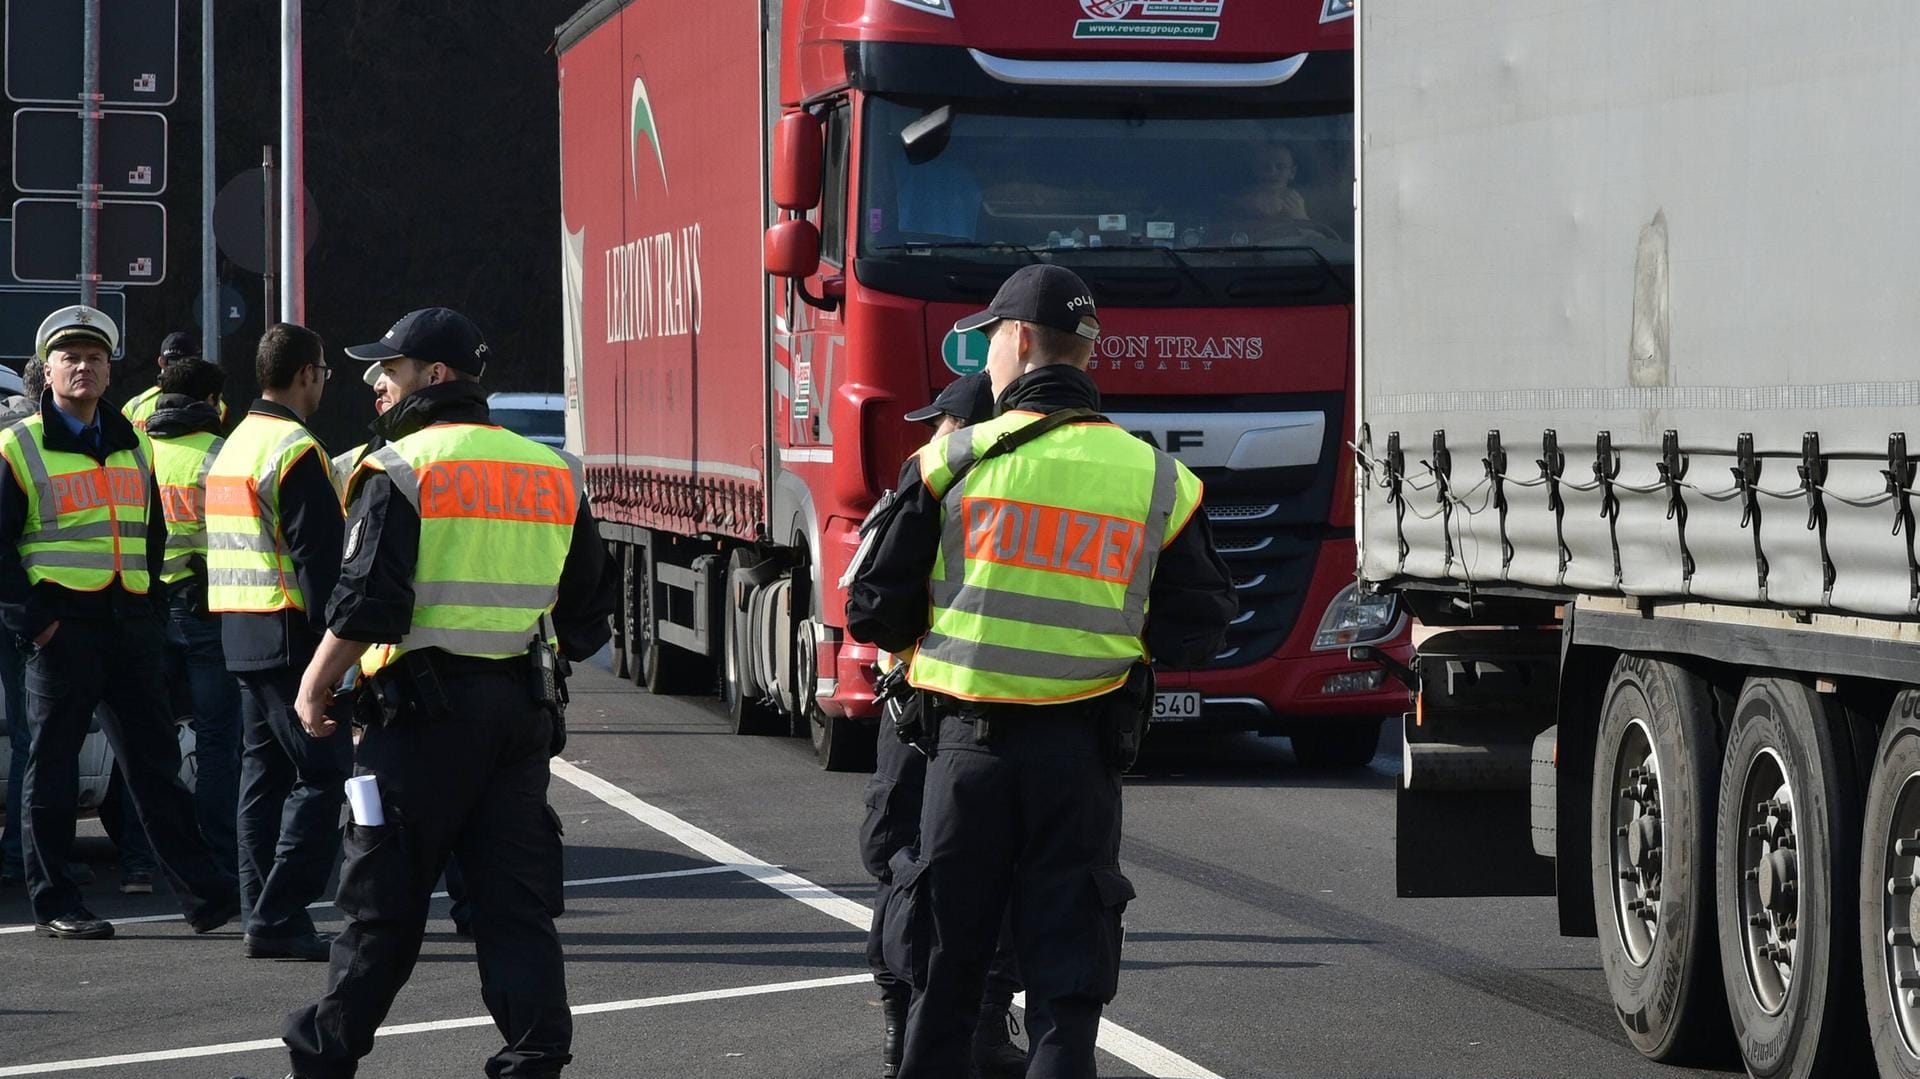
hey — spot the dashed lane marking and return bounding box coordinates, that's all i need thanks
[549,758,1226,1079]
[0,972,872,1076]
[0,863,742,936]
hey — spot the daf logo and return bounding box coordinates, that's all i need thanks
[1130,428,1206,454]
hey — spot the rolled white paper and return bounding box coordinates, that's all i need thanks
[345,775,385,827]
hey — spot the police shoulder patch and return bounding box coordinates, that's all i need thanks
[343,517,365,563]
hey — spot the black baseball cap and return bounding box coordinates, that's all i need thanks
[905,373,995,426]
[345,307,490,377]
[159,331,199,363]
[953,264,1099,342]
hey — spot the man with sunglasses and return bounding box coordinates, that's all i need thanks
[206,322,348,961]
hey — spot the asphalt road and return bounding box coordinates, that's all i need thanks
[0,660,1739,1079]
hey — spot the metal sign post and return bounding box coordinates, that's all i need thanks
[201,0,217,362]
[79,0,101,306]
[279,0,304,324]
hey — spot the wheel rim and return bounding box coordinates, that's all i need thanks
[797,619,822,750]
[1881,769,1920,1055]
[1735,746,1797,1016]
[1610,717,1664,966]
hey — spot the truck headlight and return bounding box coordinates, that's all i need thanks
[1313,583,1400,649]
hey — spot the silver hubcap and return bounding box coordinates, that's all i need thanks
[1611,718,1663,965]
[1736,748,1797,1015]
[1881,772,1920,1055]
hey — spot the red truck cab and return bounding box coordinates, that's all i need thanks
[557,0,1410,769]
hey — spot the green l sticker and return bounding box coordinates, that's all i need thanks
[942,328,990,375]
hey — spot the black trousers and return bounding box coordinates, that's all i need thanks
[861,714,1020,1004]
[237,667,352,939]
[898,706,1132,1079]
[283,663,568,1079]
[21,611,236,923]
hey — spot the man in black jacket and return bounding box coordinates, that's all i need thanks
[279,308,614,1079]
[0,306,237,939]
[209,324,347,962]
[846,266,1235,1079]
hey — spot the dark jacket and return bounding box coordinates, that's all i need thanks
[328,381,615,663]
[0,390,169,643]
[218,399,345,673]
[845,364,1236,669]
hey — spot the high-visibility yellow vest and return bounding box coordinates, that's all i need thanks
[205,413,330,612]
[349,423,581,676]
[906,410,1204,705]
[122,386,162,429]
[0,414,154,594]
[152,430,223,585]
[125,388,228,431]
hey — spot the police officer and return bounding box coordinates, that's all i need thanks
[280,307,612,1079]
[862,372,1027,1078]
[123,330,202,430]
[0,307,239,939]
[207,324,348,961]
[846,266,1235,1079]
[146,357,244,880]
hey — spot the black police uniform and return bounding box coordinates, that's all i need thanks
[847,363,1235,1079]
[862,691,1024,1075]
[0,391,239,934]
[281,381,614,1079]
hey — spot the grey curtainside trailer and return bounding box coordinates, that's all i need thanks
[1359,2,1920,1076]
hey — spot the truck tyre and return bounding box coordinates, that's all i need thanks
[1716,676,1866,1079]
[1590,655,1730,1062]
[721,551,784,736]
[1290,721,1383,768]
[1860,689,1920,1079]
[626,541,709,695]
[609,543,631,681]
[791,562,874,773]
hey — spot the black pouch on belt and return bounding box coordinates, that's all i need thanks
[1106,662,1155,769]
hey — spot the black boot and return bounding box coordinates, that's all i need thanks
[971,999,1027,1078]
[882,992,909,1078]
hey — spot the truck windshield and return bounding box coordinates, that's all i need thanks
[861,98,1352,277]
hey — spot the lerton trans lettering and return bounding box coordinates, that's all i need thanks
[604,223,704,343]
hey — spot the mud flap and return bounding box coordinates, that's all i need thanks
[1396,629,1559,898]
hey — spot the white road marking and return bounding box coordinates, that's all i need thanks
[0,863,741,936]
[549,758,1226,1079]
[0,973,872,1076]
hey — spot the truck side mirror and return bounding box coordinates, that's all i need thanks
[764,218,821,279]
[772,112,824,211]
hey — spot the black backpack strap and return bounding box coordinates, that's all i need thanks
[948,407,1099,490]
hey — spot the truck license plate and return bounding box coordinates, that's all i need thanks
[1152,692,1203,721]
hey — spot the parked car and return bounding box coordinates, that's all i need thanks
[0,704,196,817]
[487,392,565,448]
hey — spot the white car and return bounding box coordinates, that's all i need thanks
[488,392,566,449]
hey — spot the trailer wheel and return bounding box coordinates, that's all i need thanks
[721,551,784,736]
[1861,690,1920,1079]
[1716,676,1866,1079]
[1290,721,1383,768]
[1590,655,1730,1062]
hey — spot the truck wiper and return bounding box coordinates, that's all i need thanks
[1070,242,1213,302]
[883,241,1040,263]
[1183,243,1347,299]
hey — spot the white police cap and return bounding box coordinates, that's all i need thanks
[35,305,120,359]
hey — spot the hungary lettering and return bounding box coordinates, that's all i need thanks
[419,462,575,523]
[962,497,1144,585]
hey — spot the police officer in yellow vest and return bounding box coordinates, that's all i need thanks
[281,308,613,1079]
[207,323,348,962]
[0,306,239,939]
[846,266,1235,1079]
[146,357,244,880]
[122,330,216,430]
